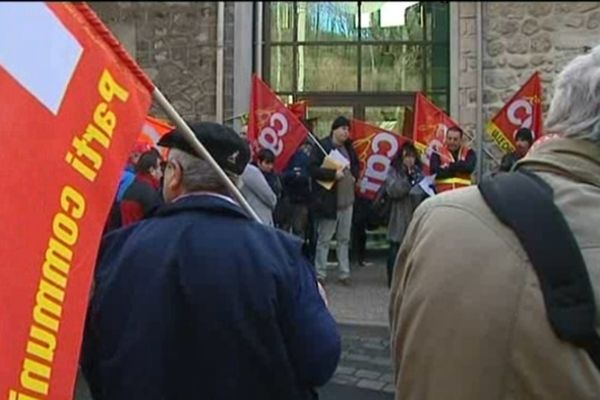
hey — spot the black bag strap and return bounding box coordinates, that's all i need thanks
[479,170,600,369]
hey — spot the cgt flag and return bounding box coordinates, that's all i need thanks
[412,92,460,171]
[247,75,309,172]
[350,119,409,200]
[0,2,153,399]
[486,71,543,153]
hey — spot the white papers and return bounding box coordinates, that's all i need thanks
[418,174,437,197]
[328,149,350,168]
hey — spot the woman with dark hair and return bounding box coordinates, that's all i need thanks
[384,142,424,287]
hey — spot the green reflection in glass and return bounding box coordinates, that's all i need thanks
[270,46,294,91]
[271,2,294,42]
[365,106,407,134]
[361,44,423,92]
[306,106,354,138]
[298,45,358,91]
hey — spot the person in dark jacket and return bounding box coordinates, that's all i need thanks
[82,122,341,400]
[499,127,534,172]
[119,149,164,227]
[280,141,312,237]
[256,148,283,197]
[309,116,360,285]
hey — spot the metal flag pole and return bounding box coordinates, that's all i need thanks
[153,88,263,224]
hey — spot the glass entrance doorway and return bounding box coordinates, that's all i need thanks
[300,94,415,138]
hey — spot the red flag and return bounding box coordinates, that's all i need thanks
[248,75,309,172]
[139,115,173,148]
[350,119,410,200]
[486,71,543,153]
[139,115,174,159]
[412,93,462,171]
[287,100,308,121]
[0,3,153,398]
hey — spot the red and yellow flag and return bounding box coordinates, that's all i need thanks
[0,3,153,398]
[412,93,461,171]
[248,75,309,172]
[486,71,543,153]
[350,119,409,200]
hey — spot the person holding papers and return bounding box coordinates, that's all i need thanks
[309,116,360,286]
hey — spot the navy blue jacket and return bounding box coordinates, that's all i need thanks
[82,194,341,400]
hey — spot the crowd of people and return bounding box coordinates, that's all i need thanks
[79,46,600,400]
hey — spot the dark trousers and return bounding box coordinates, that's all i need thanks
[387,241,401,287]
[351,197,370,264]
[304,208,318,264]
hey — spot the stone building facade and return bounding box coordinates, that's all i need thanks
[457,2,600,169]
[91,2,600,172]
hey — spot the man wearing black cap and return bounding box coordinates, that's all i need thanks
[499,127,535,172]
[82,122,341,400]
[309,116,360,286]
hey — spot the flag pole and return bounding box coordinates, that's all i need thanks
[153,88,263,224]
[307,132,328,156]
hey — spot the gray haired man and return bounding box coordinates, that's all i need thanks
[390,46,600,399]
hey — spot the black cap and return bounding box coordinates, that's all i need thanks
[331,116,350,132]
[515,127,534,145]
[157,122,250,175]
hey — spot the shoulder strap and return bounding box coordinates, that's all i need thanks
[479,171,600,369]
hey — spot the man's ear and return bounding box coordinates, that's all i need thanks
[167,162,183,191]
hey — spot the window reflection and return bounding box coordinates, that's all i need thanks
[360,2,423,41]
[264,1,450,110]
[361,45,423,92]
[306,106,354,138]
[270,46,294,91]
[297,45,358,91]
[365,106,407,134]
[270,2,294,42]
[297,2,359,42]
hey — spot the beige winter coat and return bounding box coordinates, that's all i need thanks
[390,137,600,400]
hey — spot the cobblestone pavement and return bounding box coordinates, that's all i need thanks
[324,323,395,397]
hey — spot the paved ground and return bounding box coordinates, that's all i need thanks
[322,252,391,326]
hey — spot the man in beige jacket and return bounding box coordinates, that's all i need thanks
[390,46,600,399]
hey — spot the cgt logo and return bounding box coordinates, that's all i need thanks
[258,112,288,156]
[508,99,536,139]
[358,132,400,195]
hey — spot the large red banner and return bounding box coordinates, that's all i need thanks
[486,71,543,153]
[247,75,309,172]
[412,92,460,170]
[350,119,409,200]
[0,3,152,398]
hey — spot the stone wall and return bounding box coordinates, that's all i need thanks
[456,3,478,143]
[481,2,600,163]
[89,2,235,123]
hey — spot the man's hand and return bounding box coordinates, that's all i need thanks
[335,168,345,180]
